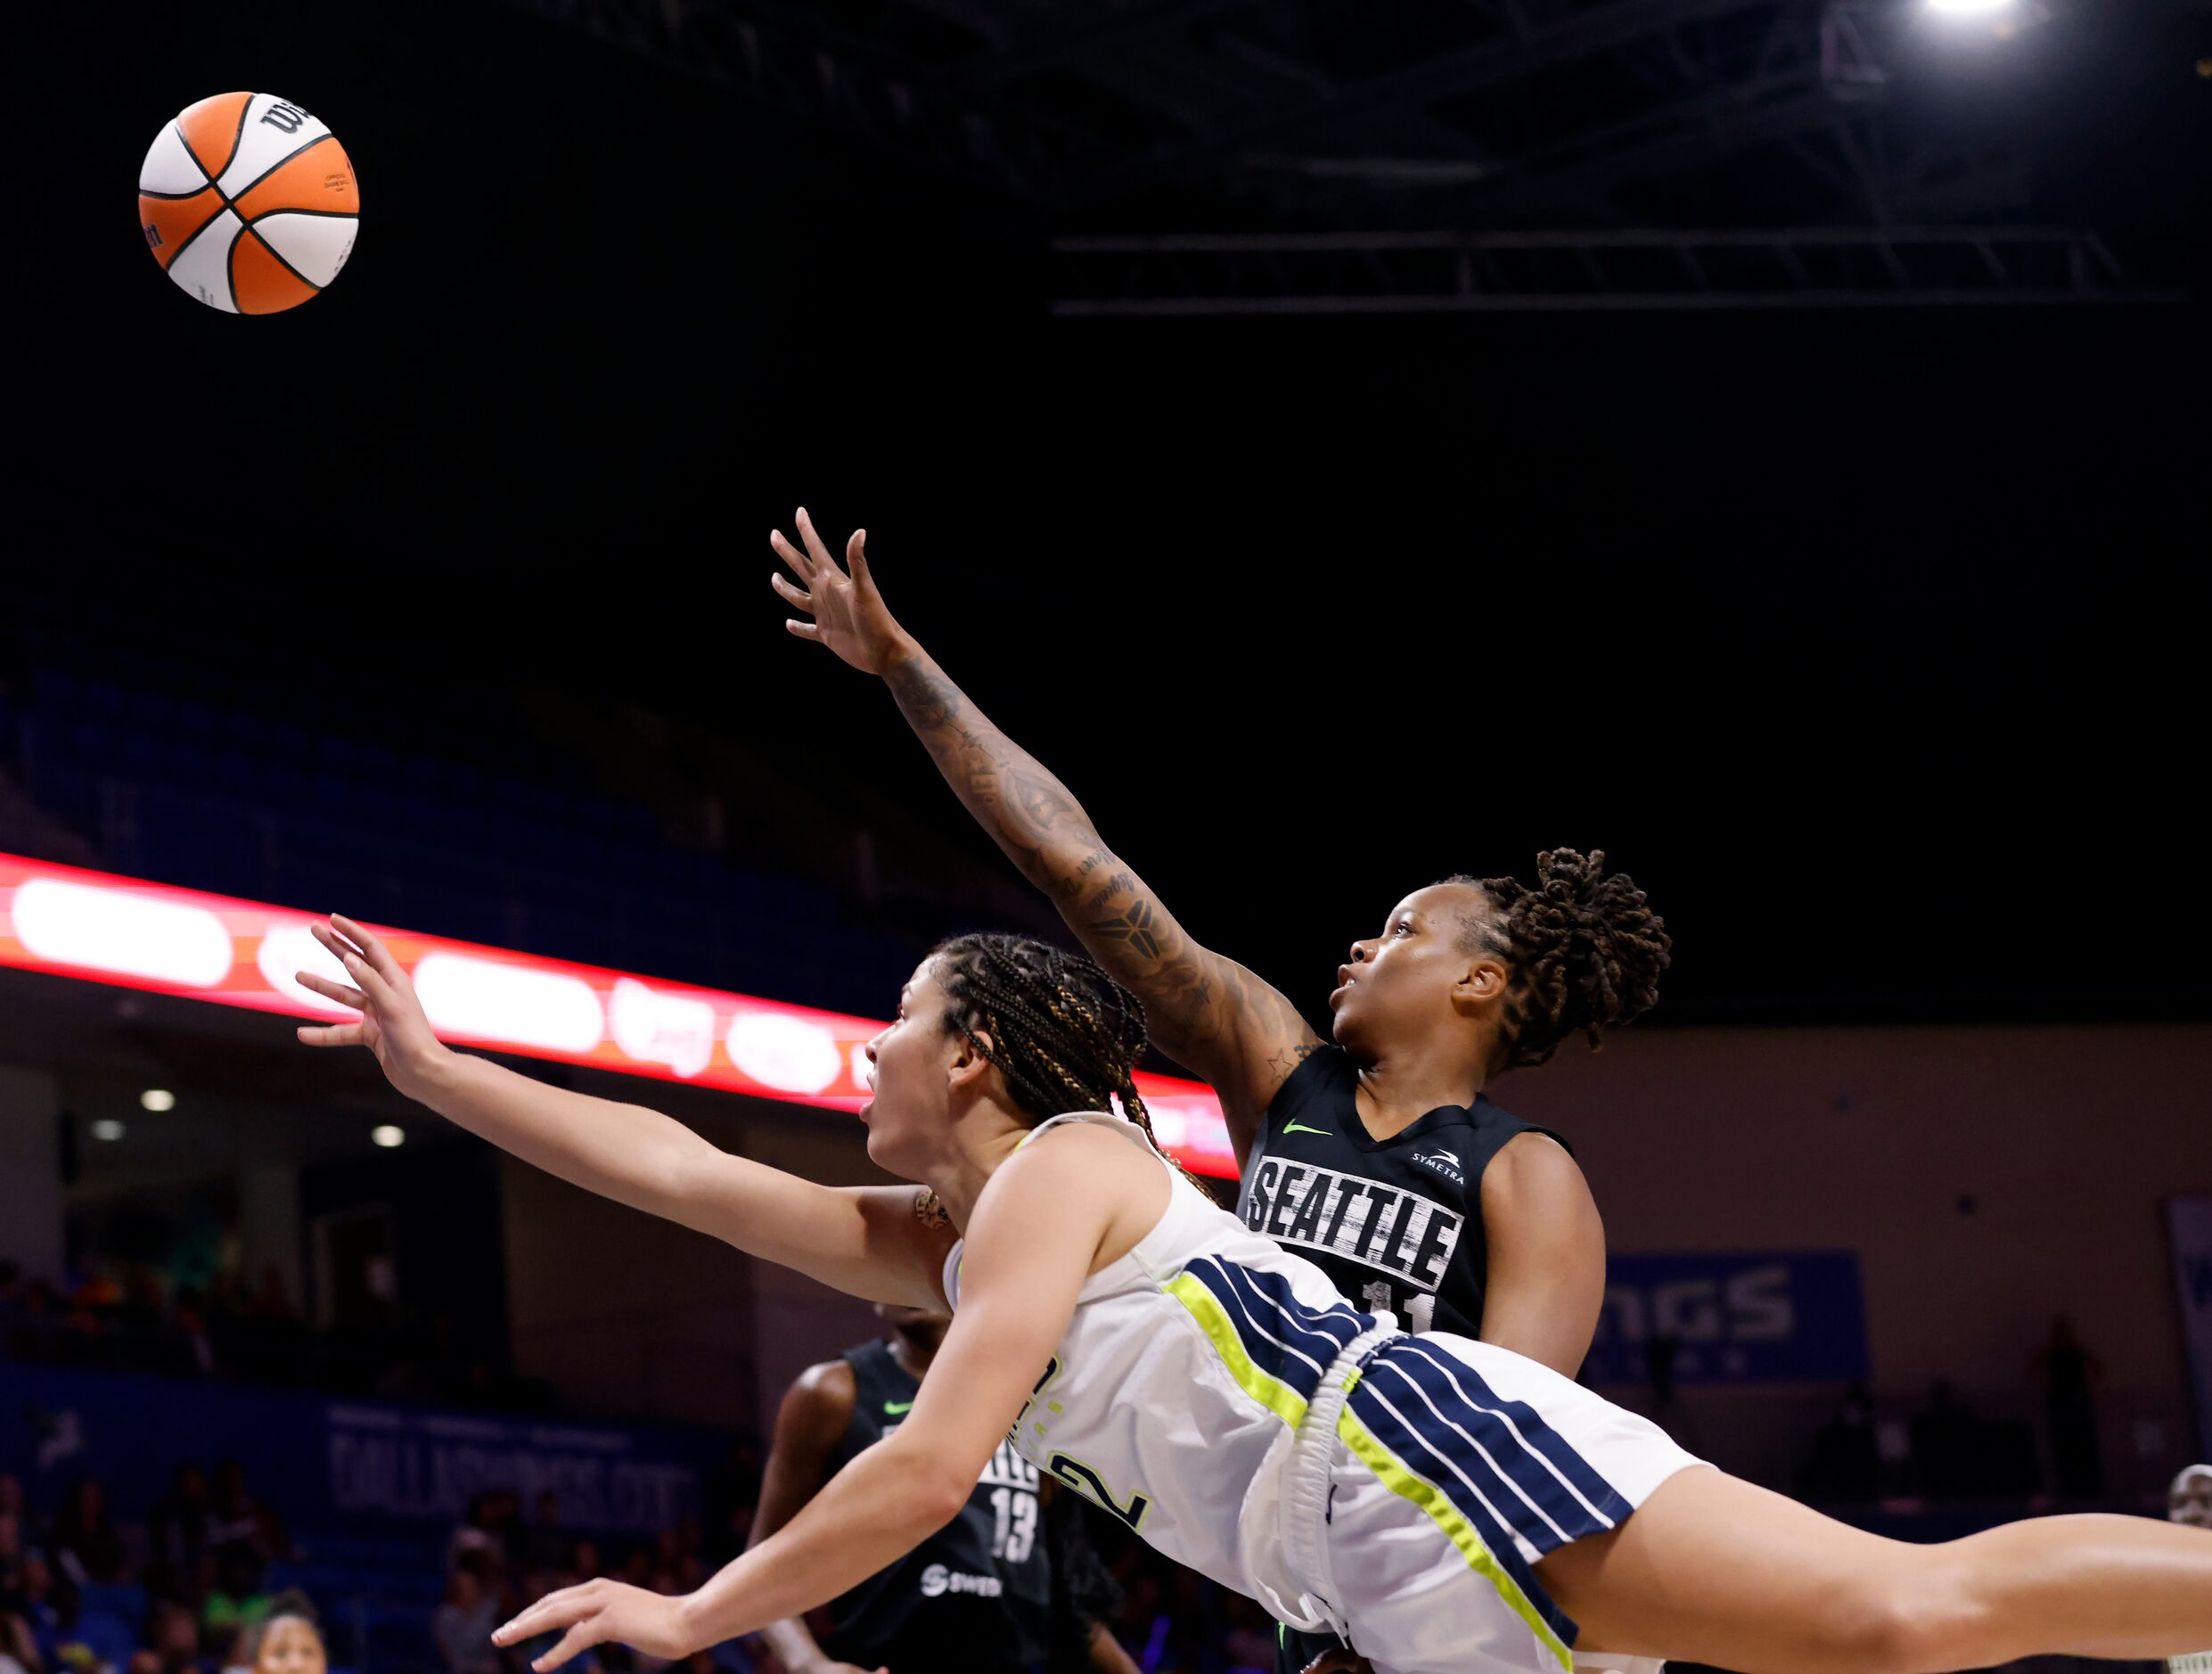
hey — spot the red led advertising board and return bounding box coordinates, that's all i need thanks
[0,851,1238,1178]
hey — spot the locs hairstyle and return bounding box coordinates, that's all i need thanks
[1446,848,1671,1072]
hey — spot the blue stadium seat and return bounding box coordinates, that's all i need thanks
[67,717,115,767]
[127,687,176,729]
[224,709,270,749]
[69,1612,139,1669]
[268,718,312,761]
[71,677,120,718]
[76,1581,150,1625]
[37,669,83,711]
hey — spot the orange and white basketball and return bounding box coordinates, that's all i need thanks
[139,93,359,314]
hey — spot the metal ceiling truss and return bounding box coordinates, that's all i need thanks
[1048,226,2182,313]
[491,0,2175,308]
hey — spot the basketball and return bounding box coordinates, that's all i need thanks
[138,92,359,314]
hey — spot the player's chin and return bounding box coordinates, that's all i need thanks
[1329,1007,1382,1063]
[1326,992,1364,1045]
[860,1117,917,1178]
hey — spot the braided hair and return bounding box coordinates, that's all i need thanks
[1446,849,1671,1073]
[929,931,1185,1165]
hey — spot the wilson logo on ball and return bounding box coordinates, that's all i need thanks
[137,91,360,316]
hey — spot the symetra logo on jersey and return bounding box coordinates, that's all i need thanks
[1241,1158,1463,1292]
[1409,1147,1464,1186]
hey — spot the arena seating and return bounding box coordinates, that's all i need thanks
[4,666,921,1018]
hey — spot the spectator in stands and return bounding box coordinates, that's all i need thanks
[127,1600,204,1674]
[242,1596,324,1674]
[702,1440,762,1566]
[561,1540,602,1588]
[209,1462,287,1574]
[2033,1313,2105,1498]
[1798,1381,1880,1502]
[449,1495,504,1582]
[4,1552,70,1650]
[433,1561,501,1674]
[202,1547,274,1653]
[486,1492,525,1580]
[0,1514,46,1674]
[48,1481,127,1588]
[2172,1464,2212,1530]
[146,1466,217,1605]
[1909,1379,2039,1499]
[164,1291,217,1380]
[520,1496,565,1580]
[0,1607,42,1674]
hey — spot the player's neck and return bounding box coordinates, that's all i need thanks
[889,1331,939,1379]
[922,1107,1029,1232]
[1352,1043,1485,1136]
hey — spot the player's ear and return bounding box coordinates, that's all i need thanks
[947,1028,995,1092]
[1452,956,1510,1013]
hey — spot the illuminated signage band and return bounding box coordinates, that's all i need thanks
[0,851,1238,1178]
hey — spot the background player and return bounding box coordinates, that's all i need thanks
[750,1303,1135,1674]
[768,507,1670,1673]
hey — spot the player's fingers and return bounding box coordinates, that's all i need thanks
[529,1621,603,1674]
[771,528,815,579]
[310,919,365,963]
[295,971,367,1011]
[847,528,870,579]
[784,620,821,642]
[330,915,407,987]
[795,506,839,572]
[296,1022,365,1047]
[495,1590,580,1645]
[332,947,402,1013]
[770,573,815,611]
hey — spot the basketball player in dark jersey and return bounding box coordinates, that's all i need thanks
[751,1303,1137,1674]
[771,508,1670,1674]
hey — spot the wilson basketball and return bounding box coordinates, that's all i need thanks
[139,93,359,314]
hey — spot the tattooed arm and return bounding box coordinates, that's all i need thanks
[769,509,1320,1160]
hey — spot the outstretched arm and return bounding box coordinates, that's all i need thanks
[496,1127,1126,1671]
[294,916,952,1308]
[771,508,1321,1161]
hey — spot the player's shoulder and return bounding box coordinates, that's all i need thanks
[978,1116,1167,1242]
[775,1356,859,1445]
[1005,1113,1160,1176]
[790,1355,860,1408]
[1478,1127,1589,1211]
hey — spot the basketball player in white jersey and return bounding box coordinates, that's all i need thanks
[295,916,2212,1674]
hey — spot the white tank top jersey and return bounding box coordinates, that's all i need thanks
[943,1111,1388,1628]
[942,1112,1704,1674]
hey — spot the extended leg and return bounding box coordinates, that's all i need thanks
[1535,1465,2212,1674]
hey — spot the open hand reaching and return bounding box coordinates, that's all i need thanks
[770,507,912,676]
[293,915,452,1099]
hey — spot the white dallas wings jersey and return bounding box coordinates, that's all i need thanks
[942,1113,1701,1674]
[944,1112,1389,1624]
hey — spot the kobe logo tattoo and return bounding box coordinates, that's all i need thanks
[1087,900,1163,960]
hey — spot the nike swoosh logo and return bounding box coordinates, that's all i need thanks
[1282,1120,1331,1137]
[884,1400,913,1415]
